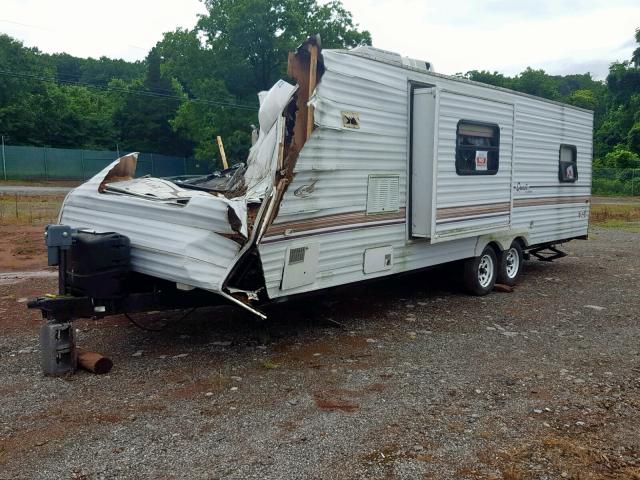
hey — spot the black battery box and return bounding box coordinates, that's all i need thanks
[66,231,131,298]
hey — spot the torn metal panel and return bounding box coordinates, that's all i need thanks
[60,156,248,292]
[243,80,298,202]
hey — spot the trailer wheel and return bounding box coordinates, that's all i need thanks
[497,242,523,286]
[463,246,497,296]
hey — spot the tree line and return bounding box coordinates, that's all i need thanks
[0,1,638,173]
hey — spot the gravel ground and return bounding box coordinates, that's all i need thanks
[1,227,639,479]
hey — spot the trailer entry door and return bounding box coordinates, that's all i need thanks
[410,87,436,238]
[432,91,514,242]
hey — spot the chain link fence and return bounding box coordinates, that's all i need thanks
[0,145,211,181]
[593,168,640,197]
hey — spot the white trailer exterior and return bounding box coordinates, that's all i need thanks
[258,45,592,299]
[58,38,592,315]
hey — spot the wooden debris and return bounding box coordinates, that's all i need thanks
[216,136,229,169]
[494,284,514,293]
[77,349,113,375]
[306,44,318,140]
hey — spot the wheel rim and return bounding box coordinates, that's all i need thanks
[478,254,494,288]
[505,247,520,279]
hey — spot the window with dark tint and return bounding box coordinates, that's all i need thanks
[559,144,578,182]
[455,121,500,175]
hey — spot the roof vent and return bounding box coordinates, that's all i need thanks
[402,56,434,72]
[348,46,403,66]
[347,46,434,72]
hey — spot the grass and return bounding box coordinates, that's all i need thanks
[0,194,64,226]
[590,204,640,233]
[262,359,279,369]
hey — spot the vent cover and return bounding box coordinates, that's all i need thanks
[281,243,319,291]
[366,175,400,214]
[288,247,306,264]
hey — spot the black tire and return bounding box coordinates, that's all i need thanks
[497,241,524,286]
[463,246,497,296]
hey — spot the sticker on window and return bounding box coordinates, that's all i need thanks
[564,164,575,180]
[475,150,488,171]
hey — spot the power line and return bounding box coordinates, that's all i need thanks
[0,68,259,111]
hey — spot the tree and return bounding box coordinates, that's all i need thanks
[512,68,559,100]
[165,0,371,164]
[171,77,254,165]
[50,53,83,83]
[196,0,371,93]
[111,48,192,155]
[607,61,640,105]
[567,89,597,110]
[155,29,217,96]
[463,70,510,88]
[79,56,144,85]
[632,28,640,68]
[304,1,371,49]
[628,123,640,154]
[603,145,640,169]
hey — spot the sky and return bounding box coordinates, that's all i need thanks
[0,0,638,80]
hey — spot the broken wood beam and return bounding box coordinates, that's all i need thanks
[77,349,113,375]
[306,44,318,140]
[493,284,514,293]
[216,136,229,170]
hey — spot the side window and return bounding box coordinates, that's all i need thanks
[559,144,578,183]
[455,121,500,175]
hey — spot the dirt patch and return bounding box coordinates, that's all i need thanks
[314,395,360,413]
[0,225,51,271]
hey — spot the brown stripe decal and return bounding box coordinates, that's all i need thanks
[514,196,590,208]
[265,208,406,237]
[436,202,511,221]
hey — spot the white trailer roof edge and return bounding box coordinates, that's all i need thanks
[335,46,594,115]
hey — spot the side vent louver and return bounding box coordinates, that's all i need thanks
[366,175,400,214]
[288,247,306,265]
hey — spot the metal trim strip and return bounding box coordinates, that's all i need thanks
[436,202,511,220]
[265,208,406,237]
[436,211,510,225]
[513,196,590,208]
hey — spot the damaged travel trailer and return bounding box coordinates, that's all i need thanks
[30,36,592,374]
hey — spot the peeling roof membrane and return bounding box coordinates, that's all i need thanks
[243,80,297,202]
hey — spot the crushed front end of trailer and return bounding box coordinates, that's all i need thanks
[28,37,323,375]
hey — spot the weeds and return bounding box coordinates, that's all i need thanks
[590,204,640,233]
[0,194,63,226]
[262,359,279,369]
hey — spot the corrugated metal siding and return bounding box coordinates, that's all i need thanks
[511,98,592,243]
[512,204,589,245]
[259,49,593,300]
[60,163,243,292]
[260,224,477,296]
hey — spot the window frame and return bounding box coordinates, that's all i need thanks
[455,120,500,176]
[558,144,578,183]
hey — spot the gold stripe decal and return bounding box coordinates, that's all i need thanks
[265,209,406,237]
[513,196,590,208]
[436,202,510,221]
